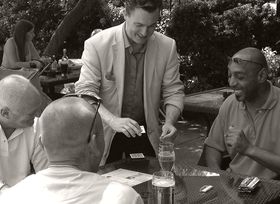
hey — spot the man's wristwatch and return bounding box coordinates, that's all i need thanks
[0,180,7,191]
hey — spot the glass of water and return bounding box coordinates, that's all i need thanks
[158,142,175,171]
[152,171,175,204]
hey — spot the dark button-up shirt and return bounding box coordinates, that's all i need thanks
[121,27,146,125]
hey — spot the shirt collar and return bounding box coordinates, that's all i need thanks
[122,23,130,49]
[239,81,277,110]
[0,124,23,141]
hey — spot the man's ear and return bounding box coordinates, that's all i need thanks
[258,68,267,83]
[0,107,10,119]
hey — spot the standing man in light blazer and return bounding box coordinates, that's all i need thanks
[75,0,184,165]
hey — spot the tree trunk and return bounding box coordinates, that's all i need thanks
[43,0,110,56]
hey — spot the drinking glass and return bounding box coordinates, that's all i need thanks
[152,171,175,204]
[158,142,175,171]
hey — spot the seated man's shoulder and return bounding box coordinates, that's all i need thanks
[100,182,143,204]
[0,174,38,203]
[220,94,237,111]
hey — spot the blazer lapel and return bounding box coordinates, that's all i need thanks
[112,24,125,110]
[144,34,157,95]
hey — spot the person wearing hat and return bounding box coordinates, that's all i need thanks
[204,47,280,179]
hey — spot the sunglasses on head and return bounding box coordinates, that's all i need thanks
[63,93,101,143]
[228,57,263,68]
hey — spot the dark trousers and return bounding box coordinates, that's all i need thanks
[106,132,156,164]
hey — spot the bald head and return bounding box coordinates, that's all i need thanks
[232,47,268,71]
[0,75,42,128]
[40,97,99,164]
[0,75,41,112]
[228,47,270,103]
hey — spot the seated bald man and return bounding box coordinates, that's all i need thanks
[0,97,143,204]
[0,75,48,191]
[204,47,280,179]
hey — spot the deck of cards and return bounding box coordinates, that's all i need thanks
[238,177,260,193]
[140,125,146,133]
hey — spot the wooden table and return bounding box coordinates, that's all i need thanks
[99,154,280,204]
[39,60,82,99]
[40,70,80,99]
[184,87,234,134]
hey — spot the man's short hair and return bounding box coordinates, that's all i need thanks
[125,0,162,14]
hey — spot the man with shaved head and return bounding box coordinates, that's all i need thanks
[0,75,48,190]
[204,47,280,179]
[0,97,143,204]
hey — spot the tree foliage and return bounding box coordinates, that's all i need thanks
[0,0,110,58]
[166,0,280,93]
[1,0,280,93]
[0,0,64,53]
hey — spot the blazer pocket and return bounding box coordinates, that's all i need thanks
[102,75,116,93]
[105,71,115,81]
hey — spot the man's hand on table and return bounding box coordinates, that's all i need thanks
[109,116,142,138]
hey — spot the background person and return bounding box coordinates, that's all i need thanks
[1,19,50,69]
[90,29,102,37]
[75,0,184,165]
[0,97,143,204]
[0,75,48,190]
[204,47,280,179]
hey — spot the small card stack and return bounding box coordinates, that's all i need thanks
[238,177,260,193]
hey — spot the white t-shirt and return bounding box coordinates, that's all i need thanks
[0,166,143,204]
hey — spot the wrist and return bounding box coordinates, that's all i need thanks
[244,144,255,156]
[107,114,117,127]
[164,120,174,126]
